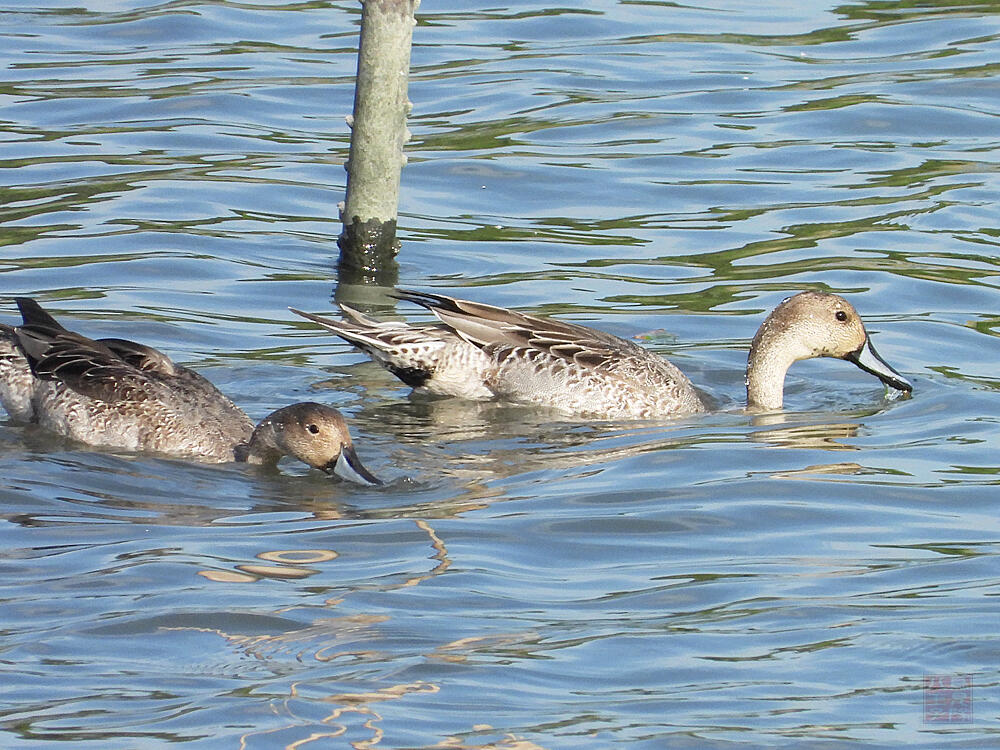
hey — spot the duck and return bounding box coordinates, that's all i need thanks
[291,289,912,419]
[0,298,380,484]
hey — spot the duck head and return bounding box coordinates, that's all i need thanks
[239,402,382,485]
[746,291,912,411]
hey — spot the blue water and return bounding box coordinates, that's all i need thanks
[1,0,999,747]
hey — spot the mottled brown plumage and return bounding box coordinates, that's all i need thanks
[1,299,379,483]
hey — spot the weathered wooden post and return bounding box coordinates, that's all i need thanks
[337,0,417,290]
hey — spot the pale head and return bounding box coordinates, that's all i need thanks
[746,291,911,410]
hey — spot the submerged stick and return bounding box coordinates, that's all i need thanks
[338,0,417,286]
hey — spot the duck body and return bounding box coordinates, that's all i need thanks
[294,289,911,419]
[1,298,253,460]
[0,299,380,483]
[293,291,706,420]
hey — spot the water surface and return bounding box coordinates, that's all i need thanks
[1,1,999,747]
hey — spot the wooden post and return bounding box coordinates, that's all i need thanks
[337,0,416,288]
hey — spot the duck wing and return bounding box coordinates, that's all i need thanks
[14,298,156,403]
[394,289,648,374]
[98,337,178,376]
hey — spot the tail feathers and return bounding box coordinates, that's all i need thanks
[338,303,386,328]
[290,306,449,383]
[291,306,416,354]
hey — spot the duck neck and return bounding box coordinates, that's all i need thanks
[236,422,281,465]
[746,325,803,411]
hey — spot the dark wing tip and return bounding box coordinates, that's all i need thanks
[15,297,65,332]
[392,289,461,313]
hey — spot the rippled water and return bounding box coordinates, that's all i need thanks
[2,0,999,747]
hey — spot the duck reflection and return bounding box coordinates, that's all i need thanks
[748,412,862,451]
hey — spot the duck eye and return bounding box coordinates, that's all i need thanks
[835,310,848,322]
[306,423,320,434]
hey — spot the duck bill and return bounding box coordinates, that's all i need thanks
[326,444,383,486]
[845,337,912,393]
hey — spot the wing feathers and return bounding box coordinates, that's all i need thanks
[396,289,639,372]
[13,300,157,403]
